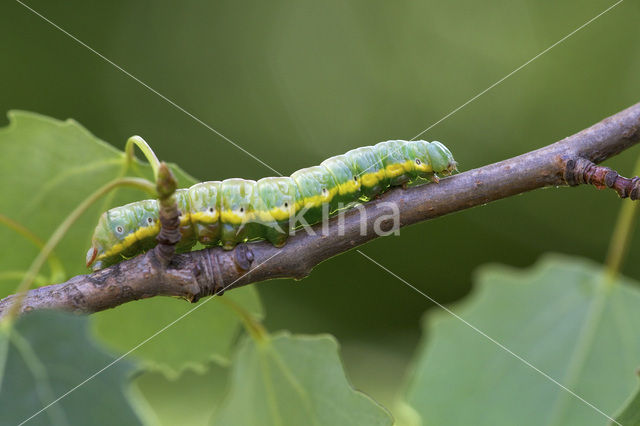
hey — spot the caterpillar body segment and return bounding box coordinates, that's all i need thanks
[86,140,456,270]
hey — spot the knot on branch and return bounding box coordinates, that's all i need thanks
[563,157,640,200]
[154,163,182,264]
[193,244,256,299]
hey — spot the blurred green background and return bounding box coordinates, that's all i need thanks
[1,0,639,405]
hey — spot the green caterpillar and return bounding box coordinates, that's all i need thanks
[86,140,456,270]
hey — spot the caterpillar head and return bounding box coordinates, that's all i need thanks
[411,141,457,176]
[431,141,457,173]
[86,212,117,270]
[86,204,145,270]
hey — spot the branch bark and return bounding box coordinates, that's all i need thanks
[2,102,640,317]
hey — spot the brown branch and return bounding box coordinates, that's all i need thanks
[153,162,182,265]
[1,102,640,317]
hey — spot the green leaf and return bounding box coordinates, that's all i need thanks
[0,111,264,374]
[0,310,139,425]
[0,110,194,296]
[131,362,229,426]
[391,401,422,426]
[92,288,263,376]
[210,332,393,426]
[614,378,640,426]
[403,254,640,425]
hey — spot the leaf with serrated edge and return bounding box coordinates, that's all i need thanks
[210,332,393,426]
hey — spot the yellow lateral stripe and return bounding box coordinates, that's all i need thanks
[99,213,193,260]
[190,211,219,224]
[256,208,292,222]
[336,179,359,195]
[295,186,340,210]
[98,222,161,260]
[416,162,433,173]
[193,161,423,225]
[99,159,426,258]
[220,211,245,224]
[361,170,386,187]
[385,163,405,177]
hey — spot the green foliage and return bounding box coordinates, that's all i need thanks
[403,255,640,425]
[92,291,263,375]
[132,362,229,426]
[0,310,139,425]
[3,3,640,387]
[0,111,194,296]
[3,0,640,421]
[0,112,390,425]
[131,334,393,426]
[2,111,639,425]
[0,112,265,375]
[210,333,393,426]
[614,379,640,426]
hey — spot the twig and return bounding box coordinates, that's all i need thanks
[152,163,182,265]
[1,102,639,317]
